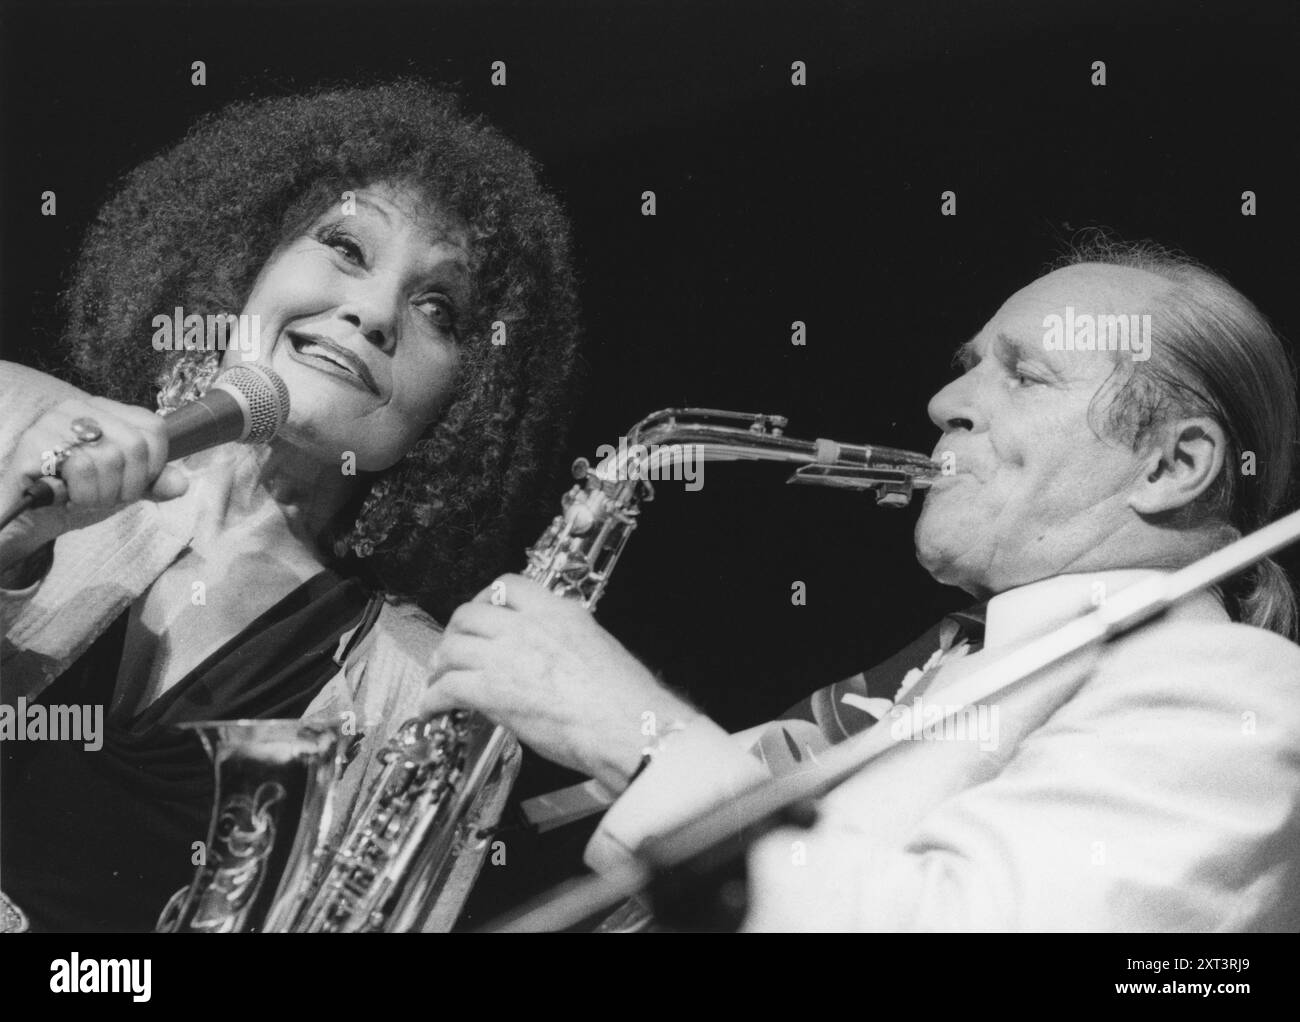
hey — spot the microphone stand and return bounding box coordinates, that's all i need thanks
[480,505,1300,932]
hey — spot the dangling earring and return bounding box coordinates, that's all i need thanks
[334,475,395,559]
[156,351,222,414]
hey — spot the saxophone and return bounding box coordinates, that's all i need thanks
[158,408,940,932]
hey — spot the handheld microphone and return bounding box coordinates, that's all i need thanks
[4,364,290,525]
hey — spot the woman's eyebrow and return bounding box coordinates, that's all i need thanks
[353,196,395,224]
[422,258,472,306]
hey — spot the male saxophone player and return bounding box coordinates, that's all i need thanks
[423,239,1300,931]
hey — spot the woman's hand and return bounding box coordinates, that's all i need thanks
[1,396,189,573]
[423,574,700,793]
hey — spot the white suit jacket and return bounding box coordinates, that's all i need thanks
[590,571,1300,931]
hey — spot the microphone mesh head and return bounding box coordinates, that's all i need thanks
[213,364,291,444]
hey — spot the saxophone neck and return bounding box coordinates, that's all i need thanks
[584,407,941,507]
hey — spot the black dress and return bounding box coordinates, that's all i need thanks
[0,569,373,932]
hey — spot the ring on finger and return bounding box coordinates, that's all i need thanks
[47,442,76,472]
[46,417,106,473]
[70,417,105,445]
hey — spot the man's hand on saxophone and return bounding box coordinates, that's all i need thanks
[422,572,701,795]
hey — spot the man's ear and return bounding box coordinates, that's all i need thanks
[1128,416,1227,515]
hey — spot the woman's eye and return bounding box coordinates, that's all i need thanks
[416,295,457,333]
[319,227,364,264]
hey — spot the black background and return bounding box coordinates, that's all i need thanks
[2,0,1297,924]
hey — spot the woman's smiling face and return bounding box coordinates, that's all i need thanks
[226,181,471,471]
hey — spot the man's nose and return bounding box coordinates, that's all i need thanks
[927,374,979,433]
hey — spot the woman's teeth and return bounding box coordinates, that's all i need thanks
[299,341,350,372]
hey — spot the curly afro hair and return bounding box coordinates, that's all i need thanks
[60,80,584,620]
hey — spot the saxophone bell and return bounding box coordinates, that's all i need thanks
[156,720,344,933]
